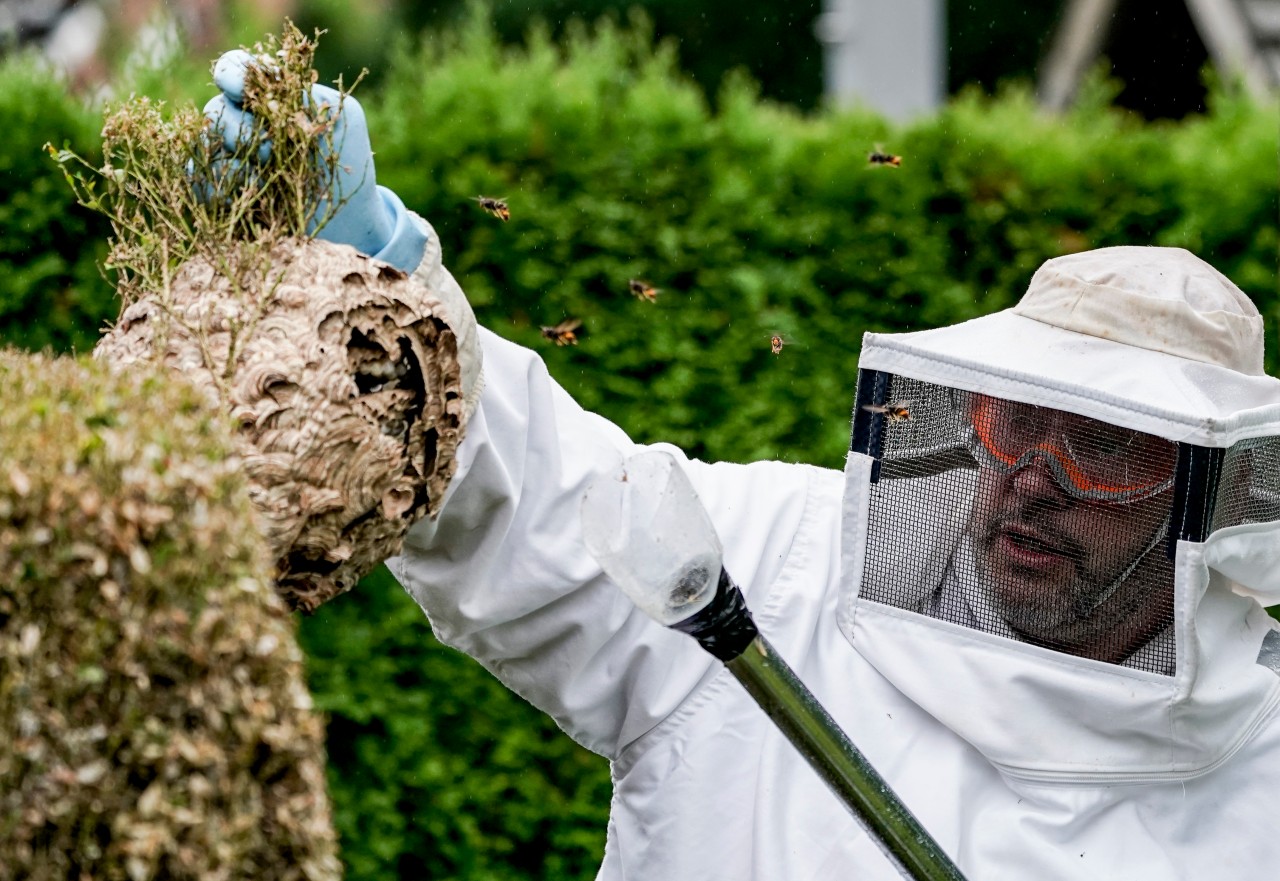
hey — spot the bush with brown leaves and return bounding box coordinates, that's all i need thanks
[0,352,340,881]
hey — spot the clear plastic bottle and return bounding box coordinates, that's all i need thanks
[581,450,723,626]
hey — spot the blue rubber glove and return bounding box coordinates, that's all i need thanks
[202,49,428,273]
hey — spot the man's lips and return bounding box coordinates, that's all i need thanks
[995,524,1076,572]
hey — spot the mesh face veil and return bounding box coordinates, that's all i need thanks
[853,369,1280,675]
[854,375,1188,674]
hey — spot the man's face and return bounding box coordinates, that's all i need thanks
[965,396,1177,661]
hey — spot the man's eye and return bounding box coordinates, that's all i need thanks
[1004,413,1043,444]
[1081,428,1136,458]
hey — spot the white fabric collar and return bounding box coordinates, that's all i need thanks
[838,454,1280,781]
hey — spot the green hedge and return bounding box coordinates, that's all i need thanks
[370,16,1278,469]
[3,11,1277,880]
[0,60,111,354]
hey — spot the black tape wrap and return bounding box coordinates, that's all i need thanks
[670,568,759,662]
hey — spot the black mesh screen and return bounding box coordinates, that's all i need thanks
[856,375,1180,675]
[1210,437,1280,532]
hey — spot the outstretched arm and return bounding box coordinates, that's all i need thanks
[203,46,823,760]
[391,328,822,759]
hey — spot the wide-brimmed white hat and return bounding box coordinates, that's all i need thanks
[857,246,1280,446]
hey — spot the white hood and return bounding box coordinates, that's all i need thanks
[839,246,1280,781]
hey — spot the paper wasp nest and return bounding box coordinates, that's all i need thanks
[96,238,465,612]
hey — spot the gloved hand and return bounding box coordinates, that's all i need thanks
[203,49,428,273]
[203,48,484,425]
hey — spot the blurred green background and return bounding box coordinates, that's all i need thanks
[3,1,1277,879]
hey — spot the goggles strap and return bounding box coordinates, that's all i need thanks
[1075,513,1171,618]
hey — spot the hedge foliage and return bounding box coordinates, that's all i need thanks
[0,352,339,880]
[0,62,111,354]
[3,10,1278,880]
[371,15,1278,469]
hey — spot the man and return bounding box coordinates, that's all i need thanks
[208,55,1280,880]
[960,394,1179,664]
[886,389,1182,671]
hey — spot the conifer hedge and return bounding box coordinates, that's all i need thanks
[4,11,1276,879]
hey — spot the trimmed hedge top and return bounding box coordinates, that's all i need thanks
[0,352,339,880]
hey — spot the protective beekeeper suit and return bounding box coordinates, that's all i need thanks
[202,58,1280,880]
[393,244,1280,881]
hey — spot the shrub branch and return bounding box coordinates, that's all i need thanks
[47,22,365,386]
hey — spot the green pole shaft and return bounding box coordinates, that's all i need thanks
[725,634,967,881]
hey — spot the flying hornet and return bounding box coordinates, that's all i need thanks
[473,196,511,221]
[629,279,660,303]
[861,401,913,422]
[867,145,902,168]
[540,318,582,346]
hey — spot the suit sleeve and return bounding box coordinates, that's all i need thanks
[390,327,820,758]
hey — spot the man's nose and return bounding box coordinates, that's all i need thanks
[1010,452,1072,505]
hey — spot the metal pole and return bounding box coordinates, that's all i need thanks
[580,455,966,880]
[725,633,966,881]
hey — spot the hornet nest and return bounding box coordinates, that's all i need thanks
[95,237,466,612]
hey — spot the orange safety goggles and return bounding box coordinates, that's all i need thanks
[967,394,1178,503]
